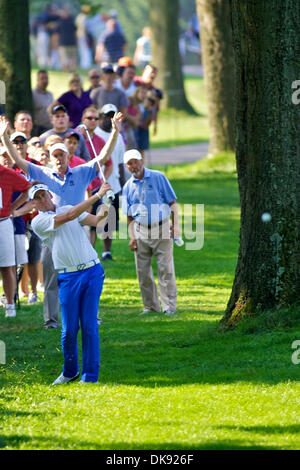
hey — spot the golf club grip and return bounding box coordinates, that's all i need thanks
[107,190,115,202]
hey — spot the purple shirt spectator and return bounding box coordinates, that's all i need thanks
[57,90,92,128]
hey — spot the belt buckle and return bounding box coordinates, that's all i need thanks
[77,263,86,271]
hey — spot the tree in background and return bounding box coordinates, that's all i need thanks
[149,0,195,112]
[222,0,300,327]
[196,0,235,155]
[0,0,32,122]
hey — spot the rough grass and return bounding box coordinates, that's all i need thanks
[1,153,300,450]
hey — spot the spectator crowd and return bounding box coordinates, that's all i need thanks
[31,4,153,72]
[0,18,165,322]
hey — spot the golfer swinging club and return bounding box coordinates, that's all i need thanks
[29,181,112,385]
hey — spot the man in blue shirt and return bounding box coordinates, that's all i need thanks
[1,113,123,328]
[122,149,180,315]
[95,18,127,65]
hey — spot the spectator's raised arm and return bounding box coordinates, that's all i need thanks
[93,112,123,169]
[0,116,29,174]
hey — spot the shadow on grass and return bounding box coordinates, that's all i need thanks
[0,434,281,450]
[1,310,299,389]
[214,424,300,436]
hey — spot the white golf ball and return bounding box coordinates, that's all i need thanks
[261,212,272,223]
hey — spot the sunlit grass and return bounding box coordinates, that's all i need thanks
[1,152,300,450]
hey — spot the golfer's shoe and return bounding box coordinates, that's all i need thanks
[164,309,176,315]
[5,304,16,317]
[52,372,80,385]
[97,317,103,326]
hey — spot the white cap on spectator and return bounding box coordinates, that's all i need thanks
[101,103,118,115]
[10,131,27,142]
[0,146,7,155]
[29,184,50,200]
[124,149,143,164]
[49,143,68,158]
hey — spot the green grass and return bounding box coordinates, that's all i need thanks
[1,152,300,450]
[31,68,210,148]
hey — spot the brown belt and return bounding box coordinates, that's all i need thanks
[137,219,165,229]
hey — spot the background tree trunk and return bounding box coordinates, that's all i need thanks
[0,0,32,123]
[149,0,195,113]
[222,0,300,327]
[196,0,235,154]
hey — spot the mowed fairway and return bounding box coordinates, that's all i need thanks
[1,152,300,450]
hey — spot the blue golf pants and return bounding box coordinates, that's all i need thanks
[57,263,105,382]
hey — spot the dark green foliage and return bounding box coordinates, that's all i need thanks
[0,0,32,122]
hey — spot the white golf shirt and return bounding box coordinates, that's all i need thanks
[32,205,98,271]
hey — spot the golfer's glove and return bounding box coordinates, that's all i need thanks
[102,190,115,207]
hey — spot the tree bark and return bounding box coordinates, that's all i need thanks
[222,0,300,327]
[149,0,195,113]
[196,0,235,154]
[0,0,32,123]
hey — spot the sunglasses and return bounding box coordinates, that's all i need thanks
[85,116,99,120]
[90,76,100,79]
[13,139,27,144]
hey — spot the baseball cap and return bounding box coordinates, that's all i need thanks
[124,149,143,164]
[64,131,80,141]
[118,56,133,67]
[10,131,27,142]
[102,64,114,74]
[51,104,68,115]
[49,143,68,158]
[101,103,118,115]
[29,183,50,200]
[0,146,8,155]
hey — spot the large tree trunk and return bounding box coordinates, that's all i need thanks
[222,0,300,327]
[149,0,195,113]
[196,0,235,154]
[0,0,32,123]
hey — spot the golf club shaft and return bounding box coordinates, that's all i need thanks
[81,124,115,202]
[84,127,106,182]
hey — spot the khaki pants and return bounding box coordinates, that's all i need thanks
[41,245,59,328]
[133,220,177,312]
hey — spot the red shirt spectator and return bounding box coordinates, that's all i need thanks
[0,165,30,217]
[85,133,113,193]
[68,154,86,168]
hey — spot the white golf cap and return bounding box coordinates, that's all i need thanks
[124,149,143,164]
[28,184,49,200]
[101,103,118,115]
[10,131,27,142]
[49,143,68,158]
